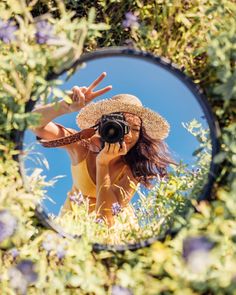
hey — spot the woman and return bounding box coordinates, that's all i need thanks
[30,72,174,227]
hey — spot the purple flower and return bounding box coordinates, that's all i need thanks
[35,20,55,44]
[183,236,214,262]
[95,217,105,225]
[69,192,84,206]
[0,19,17,43]
[183,236,214,273]
[112,202,122,216]
[8,248,19,258]
[16,260,38,283]
[56,244,67,259]
[42,233,67,259]
[111,285,133,295]
[122,12,140,29]
[137,206,149,216]
[0,210,17,243]
[123,39,135,47]
[191,168,201,177]
[42,233,55,252]
[9,260,38,295]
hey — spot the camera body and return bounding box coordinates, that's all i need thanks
[98,113,130,148]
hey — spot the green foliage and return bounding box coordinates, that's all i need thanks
[0,0,236,294]
[0,0,109,149]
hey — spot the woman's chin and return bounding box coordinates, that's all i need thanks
[125,142,132,149]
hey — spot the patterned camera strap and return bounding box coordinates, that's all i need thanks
[37,127,96,148]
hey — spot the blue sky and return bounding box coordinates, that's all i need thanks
[23,56,209,215]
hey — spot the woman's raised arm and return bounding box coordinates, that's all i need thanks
[29,72,112,141]
[30,100,71,140]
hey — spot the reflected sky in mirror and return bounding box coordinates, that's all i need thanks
[23,56,209,216]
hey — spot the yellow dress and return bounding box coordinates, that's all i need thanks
[59,155,140,230]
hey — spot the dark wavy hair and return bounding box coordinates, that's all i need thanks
[123,125,176,188]
[95,112,176,188]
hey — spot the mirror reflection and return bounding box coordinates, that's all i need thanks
[22,56,212,245]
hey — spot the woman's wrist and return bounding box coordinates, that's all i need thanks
[31,99,74,128]
[60,99,74,114]
[96,159,108,167]
[61,98,86,114]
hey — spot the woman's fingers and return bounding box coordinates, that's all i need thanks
[104,142,126,155]
[80,86,88,94]
[72,86,85,106]
[119,142,127,155]
[89,85,112,100]
[86,72,112,101]
[113,142,120,155]
[87,72,107,92]
[98,142,128,166]
[104,142,110,153]
[69,73,112,105]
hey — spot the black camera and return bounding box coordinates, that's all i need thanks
[97,113,130,148]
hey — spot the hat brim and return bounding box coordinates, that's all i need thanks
[76,99,170,140]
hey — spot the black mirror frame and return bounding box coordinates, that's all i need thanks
[15,47,221,252]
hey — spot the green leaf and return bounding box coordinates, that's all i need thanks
[88,7,96,24]
[51,87,66,98]
[192,147,204,157]
[213,152,227,164]
[89,23,111,31]
[213,70,236,100]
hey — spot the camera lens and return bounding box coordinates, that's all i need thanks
[100,120,124,143]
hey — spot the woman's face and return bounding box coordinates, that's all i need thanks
[123,113,141,151]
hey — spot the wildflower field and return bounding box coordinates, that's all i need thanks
[0,0,236,294]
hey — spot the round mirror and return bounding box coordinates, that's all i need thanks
[21,48,220,251]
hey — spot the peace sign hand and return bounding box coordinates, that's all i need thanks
[65,72,112,113]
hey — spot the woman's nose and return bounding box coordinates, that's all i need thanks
[124,131,132,141]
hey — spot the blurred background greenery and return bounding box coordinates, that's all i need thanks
[0,0,236,294]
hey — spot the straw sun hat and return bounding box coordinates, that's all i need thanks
[76,94,170,141]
